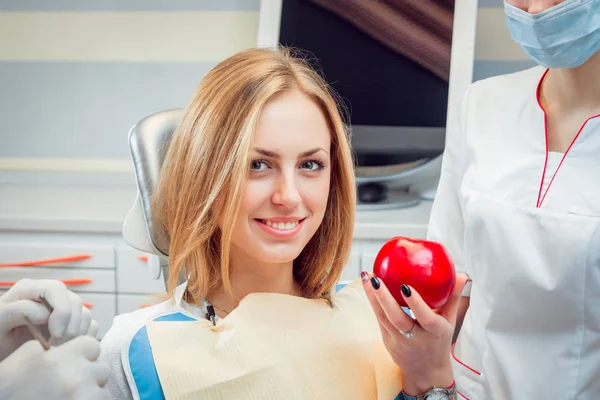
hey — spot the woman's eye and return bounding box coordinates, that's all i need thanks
[250,160,268,171]
[301,160,324,171]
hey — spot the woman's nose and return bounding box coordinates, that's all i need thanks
[272,176,301,208]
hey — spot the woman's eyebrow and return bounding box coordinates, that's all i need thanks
[252,147,329,158]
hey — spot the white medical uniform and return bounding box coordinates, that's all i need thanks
[428,66,600,399]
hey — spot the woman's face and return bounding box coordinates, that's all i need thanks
[228,89,332,266]
[505,0,567,14]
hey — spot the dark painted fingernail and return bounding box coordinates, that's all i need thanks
[370,276,380,290]
[401,284,411,297]
[360,271,369,282]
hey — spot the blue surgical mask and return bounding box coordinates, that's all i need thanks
[504,0,600,68]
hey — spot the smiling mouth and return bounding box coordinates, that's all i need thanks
[257,218,306,231]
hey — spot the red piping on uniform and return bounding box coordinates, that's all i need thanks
[457,389,470,399]
[451,342,481,375]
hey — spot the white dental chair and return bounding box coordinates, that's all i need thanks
[122,108,185,285]
[120,109,197,400]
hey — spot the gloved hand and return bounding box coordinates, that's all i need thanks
[0,279,99,361]
[0,336,110,400]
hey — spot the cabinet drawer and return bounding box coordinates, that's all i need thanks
[77,293,116,339]
[117,293,165,315]
[361,253,378,273]
[0,268,115,293]
[0,233,115,269]
[355,240,389,273]
[116,245,166,294]
[340,252,361,281]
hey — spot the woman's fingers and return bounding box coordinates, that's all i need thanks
[372,278,417,334]
[363,271,469,336]
[362,272,415,335]
[399,283,442,333]
[362,277,394,336]
[401,273,469,334]
[438,273,469,326]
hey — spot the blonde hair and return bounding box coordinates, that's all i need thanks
[154,47,356,304]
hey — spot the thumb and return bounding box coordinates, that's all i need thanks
[439,273,468,326]
[0,300,50,331]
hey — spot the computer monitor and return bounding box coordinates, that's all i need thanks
[258,0,478,209]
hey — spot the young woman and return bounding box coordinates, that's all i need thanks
[100,47,466,400]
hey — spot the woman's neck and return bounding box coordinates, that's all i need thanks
[538,52,600,153]
[206,252,301,316]
[541,51,600,114]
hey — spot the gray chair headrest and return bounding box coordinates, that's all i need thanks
[124,108,184,257]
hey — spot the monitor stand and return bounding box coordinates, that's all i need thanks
[356,182,421,211]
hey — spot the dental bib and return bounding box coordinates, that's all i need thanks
[146,279,403,399]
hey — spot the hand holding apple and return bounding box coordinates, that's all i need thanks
[372,236,455,309]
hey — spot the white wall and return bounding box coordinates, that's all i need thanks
[0,0,534,173]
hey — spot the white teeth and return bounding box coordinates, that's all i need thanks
[264,220,300,231]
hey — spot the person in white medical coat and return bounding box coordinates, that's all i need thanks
[0,279,110,399]
[427,0,600,398]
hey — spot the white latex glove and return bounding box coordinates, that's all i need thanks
[0,279,99,361]
[0,337,110,400]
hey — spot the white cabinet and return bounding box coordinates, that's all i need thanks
[0,230,171,337]
[360,252,379,273]
[77,293,116,338]
[116,243,166,294]
[340,251,361,281]
[117,293,164,315]
[0,232,116,269]
[0,267,115,293]
[0,232,119,337]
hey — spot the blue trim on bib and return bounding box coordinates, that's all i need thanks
[335,283,348,292]
[129,312,197,400]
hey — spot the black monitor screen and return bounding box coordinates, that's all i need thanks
[278,0,455,164]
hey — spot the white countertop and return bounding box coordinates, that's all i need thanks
[0,182,137,234]
[354,200,431,240]
[0,177,432,240]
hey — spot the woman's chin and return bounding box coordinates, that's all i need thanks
[256,249,303,265]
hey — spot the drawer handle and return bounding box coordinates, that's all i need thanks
[0,279,93,288]
[138,256,149,262]
[61,279,93,286]
[0,254,93,268]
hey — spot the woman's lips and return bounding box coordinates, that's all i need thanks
[255,218,306,238]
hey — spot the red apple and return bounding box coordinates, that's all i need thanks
[372,236,455,309]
